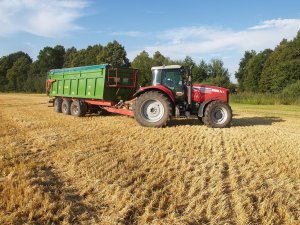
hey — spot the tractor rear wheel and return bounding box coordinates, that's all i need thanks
[203,101,232,128]
[133,91,172,128]
[70,100,87,117]
[197,116,204,124]
[61,99,72,115]
[54,98,62,113]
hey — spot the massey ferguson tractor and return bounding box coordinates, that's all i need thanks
[46,64,232,128]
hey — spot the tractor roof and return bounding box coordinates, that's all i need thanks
[151,65,183,70]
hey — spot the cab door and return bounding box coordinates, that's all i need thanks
[161,69,185,102]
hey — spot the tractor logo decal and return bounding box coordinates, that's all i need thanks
[193,86,212,93]
[193,86,224,94]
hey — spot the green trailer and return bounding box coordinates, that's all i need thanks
[47,64,138,102]
[46,64,138,117]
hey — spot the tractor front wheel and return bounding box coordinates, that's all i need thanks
[133,91,172,128]
[202,101,232,128]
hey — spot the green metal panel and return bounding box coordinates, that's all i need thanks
[78,79,86,97]
[48,64,137,102]
[70,79,78,95]
[57,80,63,95]
[64,80,70,95]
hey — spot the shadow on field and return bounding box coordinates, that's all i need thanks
[233,116,284,127]
[30,165,98,223]
[168,118,202,127]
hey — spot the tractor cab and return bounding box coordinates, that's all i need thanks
[151,65,185,101]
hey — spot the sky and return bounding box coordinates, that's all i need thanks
[0,0,300,82]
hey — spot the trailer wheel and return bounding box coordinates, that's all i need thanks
[133,91,172,128]
[54,98,62,113]
[61,99,72,115]
[203,101,232,128]
[70,100,87,117]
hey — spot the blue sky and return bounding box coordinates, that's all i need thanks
[0,0,300,81]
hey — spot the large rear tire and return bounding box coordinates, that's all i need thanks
[61,99,72,115]
[133,91,172,128]
[70,100,87,117]
[202,101,232,128]
[54,98,62,113]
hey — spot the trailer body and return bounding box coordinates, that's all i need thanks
[47,64,138,102]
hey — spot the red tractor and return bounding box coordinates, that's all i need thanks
[132,65,232,128]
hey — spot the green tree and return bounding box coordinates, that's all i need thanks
[36,45,65,73]
[86,44,103,65]
[182,56,194,68]
[235,50,256,91]
[63,47,77,67]
[152,51,169,66]
[0,51,30,91]
[25,62,43,92]
[194,60,208,83]
[203,58,231,88]
[98,40,130,67]
[132,51,154,86]
[26,45,65,93]
[243,49,272,92]
[260,32,300,92]
[6,56,32,91]
[207,58,230,78]
[202,75,230,88]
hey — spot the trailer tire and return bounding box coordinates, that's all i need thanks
[62,99,72,115]
[54,98,62,113]
[133,91,171,128]
[202,101,232,128]
[70,100,87,117]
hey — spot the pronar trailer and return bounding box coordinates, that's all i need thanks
[46,64,138,116]
[47,64,232,128]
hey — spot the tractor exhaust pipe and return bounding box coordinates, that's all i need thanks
[187,65,193,108]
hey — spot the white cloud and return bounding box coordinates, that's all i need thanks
[126,18,300,82]
[249,18,300,30]
[141,18,300,59]
[0,0,89,37]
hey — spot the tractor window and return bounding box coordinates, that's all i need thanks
[152,69,162,86]
[162,69,183,92]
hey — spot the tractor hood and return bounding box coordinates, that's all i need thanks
[191,84,229,102]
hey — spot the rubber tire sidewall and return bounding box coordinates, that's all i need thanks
[133,91,171,128]
[70,100,87,117]
[54,98,62,113]
[62,99,72,115]
[203,101,232,128]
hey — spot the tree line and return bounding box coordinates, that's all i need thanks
[0,41,233,93]
[0,41,130,92]
[235,31,300,97]
[0,30,299,97]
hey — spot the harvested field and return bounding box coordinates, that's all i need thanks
[0,93,300,225]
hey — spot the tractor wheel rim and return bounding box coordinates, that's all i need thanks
[211,107,227,124]
[141,99,164,122]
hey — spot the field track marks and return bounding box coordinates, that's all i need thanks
[1,94,300,224]
[217,130,237,224]
[0,106,99,224]
[223,130,262,225]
